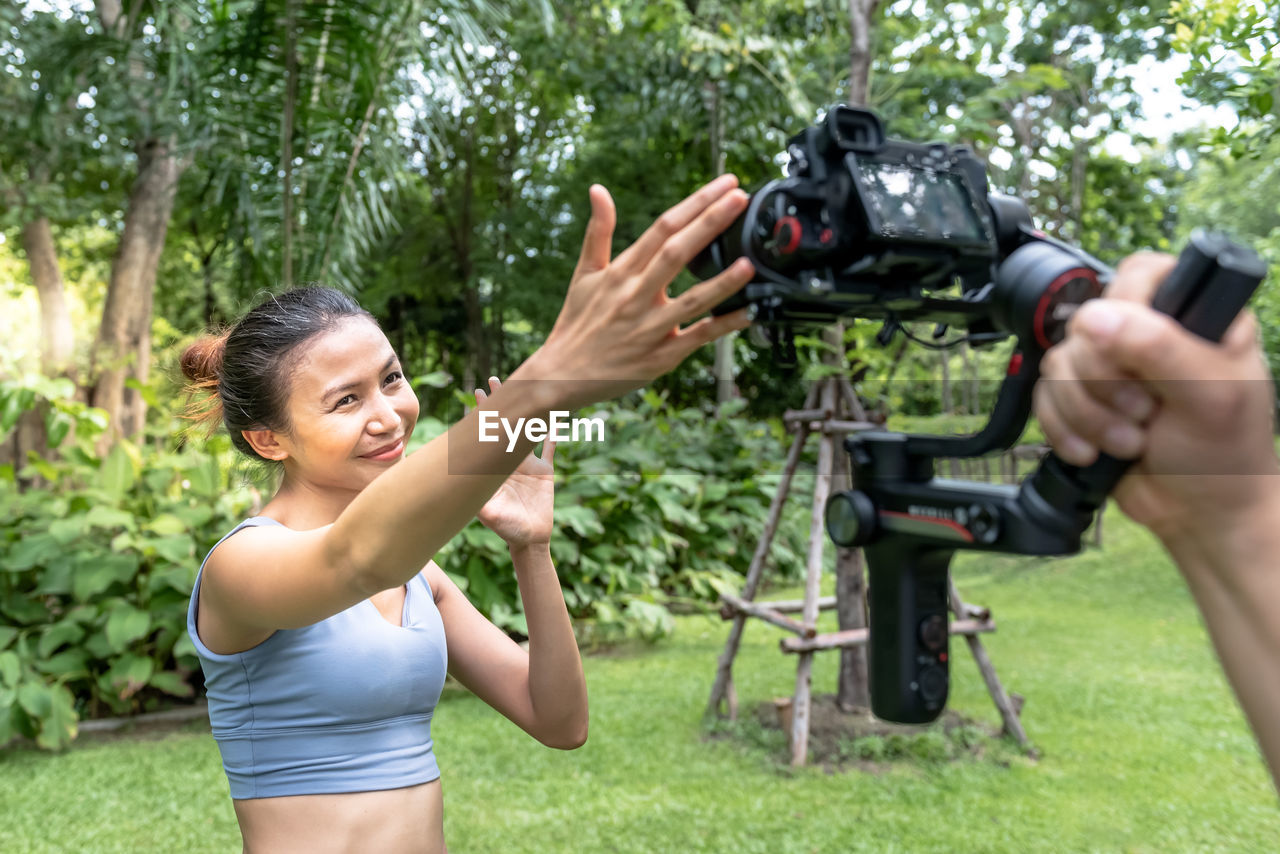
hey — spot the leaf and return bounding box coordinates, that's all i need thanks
[172,632,197,662]
[85,505,134,531]
[146,534,195,566]
[99,442,138,499]
[1,596,48,625]
[146,513,189,536]
[148,671,194,698]
[37,622,85,659]
[48,514,90,543]
[557,505,604,538]
[73,552,140,601]
[17,681,52,719]
[35,683,78,749]
[101,654,154,700]
[0,651,20,687]
[44,409,72,447]
[105,605,152,652]
[35,650,89,679]
[0,626,17,650]
[4,534,61,571]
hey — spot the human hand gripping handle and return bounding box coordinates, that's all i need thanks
[1032,233,1279,546]
[514,175,756,411]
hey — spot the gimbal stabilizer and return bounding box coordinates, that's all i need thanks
[691,106,1269,724]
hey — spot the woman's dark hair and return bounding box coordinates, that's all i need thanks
[181,286,375,460]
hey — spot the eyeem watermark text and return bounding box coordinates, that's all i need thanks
[479,410,606,452]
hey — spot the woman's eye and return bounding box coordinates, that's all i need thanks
[384,371,403,386]
[335,394,357,408]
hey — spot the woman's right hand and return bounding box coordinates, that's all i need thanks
[520,174,756,410]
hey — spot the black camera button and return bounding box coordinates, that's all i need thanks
[918,614,947,651]
[918,665,948,705]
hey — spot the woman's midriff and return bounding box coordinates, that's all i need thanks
[233,778,444,854]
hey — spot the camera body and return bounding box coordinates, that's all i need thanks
[691,105,1037,336]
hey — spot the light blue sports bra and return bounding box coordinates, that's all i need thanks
[186,517,448,799]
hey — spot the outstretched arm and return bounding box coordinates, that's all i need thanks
[202,178,755,635]
[1035,252,1280,790]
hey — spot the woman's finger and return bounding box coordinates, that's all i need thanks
[658,307,753,368]
[573,185,617,276]
[639,189,750,288]
[612,174,740,272]
[543,438,557,467]
[662,257,755,326]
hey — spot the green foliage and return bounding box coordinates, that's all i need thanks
[431,391,812,645]
[0,378,253,750]
[1172,0,1279,155]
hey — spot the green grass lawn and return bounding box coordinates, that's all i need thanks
[2,506,1278,852]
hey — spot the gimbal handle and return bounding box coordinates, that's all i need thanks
[1018,230,1269,537]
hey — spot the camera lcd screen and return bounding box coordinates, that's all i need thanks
[856,161,987,242]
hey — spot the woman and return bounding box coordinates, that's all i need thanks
[181,178,755,853]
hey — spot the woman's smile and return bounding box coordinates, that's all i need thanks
[361,437,405,461]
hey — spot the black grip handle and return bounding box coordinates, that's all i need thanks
[1033,230,1268,514]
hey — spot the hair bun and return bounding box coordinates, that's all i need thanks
[180,332,229,389]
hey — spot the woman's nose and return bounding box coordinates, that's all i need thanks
[367,393,402,433]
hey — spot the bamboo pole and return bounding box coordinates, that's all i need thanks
[947,576,1031,750]
[705,383,820,719]
[790,378,839,765]
[780,618,996,653]
[719,594,811,637]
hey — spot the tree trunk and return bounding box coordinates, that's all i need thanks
[280,0,299,287]
[89,137,187,443]
[848,0,881,106]
[833,0,881,712]
[21,218,74,379]
[941,349,952,413]
[706,78,736,403]
[833,445,870,709]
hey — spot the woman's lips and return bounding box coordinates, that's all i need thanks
[361,438,404,460]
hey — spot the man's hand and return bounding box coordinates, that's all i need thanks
[1034,251,1280,546]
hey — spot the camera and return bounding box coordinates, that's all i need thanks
[689,105,1094,344]
[691,106,1266,725]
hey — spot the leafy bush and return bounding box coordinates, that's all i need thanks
[429,389,813,645]
[0,374,254,749]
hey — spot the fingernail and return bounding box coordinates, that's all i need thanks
[1113,386,1155,421]
[1060,434,1096,465]
[1104,422,1144,458]
[1079,302,1123,341]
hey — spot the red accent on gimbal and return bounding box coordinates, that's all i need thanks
[1033,268,1098,351]
[773,216,803,255]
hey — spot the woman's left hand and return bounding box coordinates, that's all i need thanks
[474,377,556,549]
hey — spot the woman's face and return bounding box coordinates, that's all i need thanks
[267,315,419,493]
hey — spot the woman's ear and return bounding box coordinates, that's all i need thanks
[242,428,290,461]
